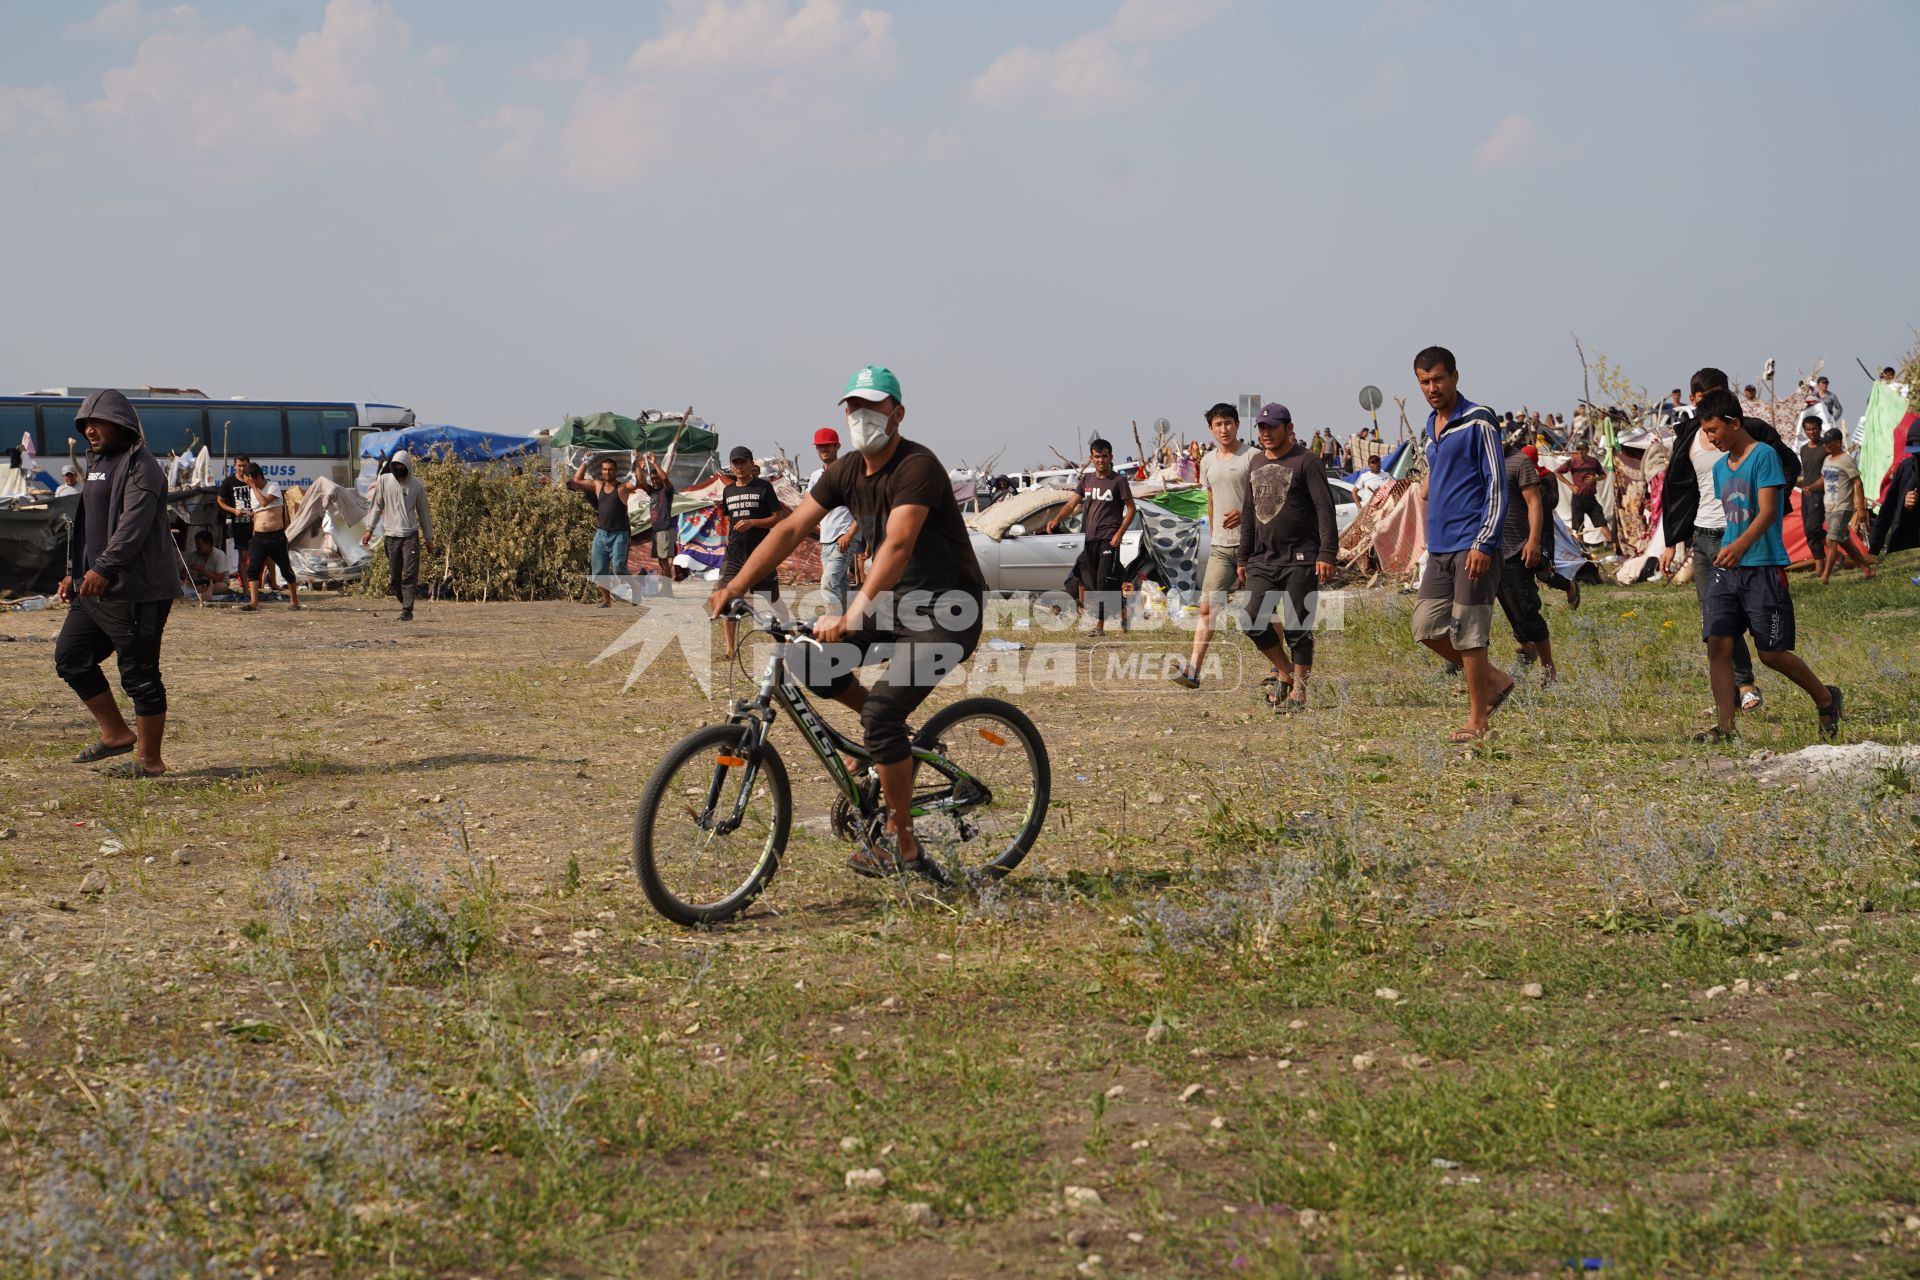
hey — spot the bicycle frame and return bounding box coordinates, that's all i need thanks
[704,633,987,835]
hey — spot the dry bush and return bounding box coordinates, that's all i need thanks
[359,461,597,602]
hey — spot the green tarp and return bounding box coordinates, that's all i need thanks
[1149,485,1209,521]
[1858,381,1909,512]
[551,413,718,455]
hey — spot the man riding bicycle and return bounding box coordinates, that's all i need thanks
[708,366,986,884]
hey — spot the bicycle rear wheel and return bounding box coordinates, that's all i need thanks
[633,723,791,925]
[910,697,1050,880]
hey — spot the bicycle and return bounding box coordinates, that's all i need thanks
[632,602,1051,926]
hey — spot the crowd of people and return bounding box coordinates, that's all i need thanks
[45,350,1920,808]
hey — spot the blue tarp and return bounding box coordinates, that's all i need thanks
[358,424,539,463]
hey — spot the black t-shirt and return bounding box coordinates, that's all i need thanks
[1501,451,1543,557]
[218,474,252,531]
[808,438,986,602]
[722,478,781,559]
[642,475,675,533]
[1238,445,1338,567]
[81,449,131,572]
[1075,470,1132,545]
[1798,444,1826,496]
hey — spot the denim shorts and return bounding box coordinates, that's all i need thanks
[1703,564,1794,651]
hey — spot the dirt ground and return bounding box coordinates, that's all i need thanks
[3,581,1918,1278]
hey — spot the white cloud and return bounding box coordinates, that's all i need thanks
[968,0,1226,118]
[1470,113,1541,171]
[528,37,592,82]
[0,86,72,137]
[627,0,895,72]
[423,43,458,69]
[478,104,548,182]
[923,129,963,165]
[85,0,416,149]
[970,32,1144,117]
[68,1,198,41]
[552,0,900,187]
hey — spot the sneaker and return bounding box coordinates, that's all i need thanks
[398,609,413,622]
[1168,660,1201,690]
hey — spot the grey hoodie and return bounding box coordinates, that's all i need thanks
[365,449,433,540]
[65,390,178,602]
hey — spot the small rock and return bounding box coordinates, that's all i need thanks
[170,846,194,866]
[1209,1114,1227,1130]
[1076,1258,1102,1277]
[844,1167,886,1191]
[1703,985,1728,1000]
[1657,1080,1672,1090]
[1144,1017,1167,1044]
[1782,1048,1796,1062]
[242,673,257,681]
[1145,792,1167,805]
[1731,978,1751,996]
[350,827,367,838]
[1063,1185,1103,1211]
[78,870,107,895]
[0,828,16,840]
[839,1136,862,1153]
[1178,1083,1204,1103]
[1430,1157,1461,1169]
[1287,1018,1307,1030]
[903,1201,940,1229]
[1103,1084,1125,1100]
[1067,1226,1093,1248]
[379,834,394,852]
[1401,1053,1432,1070]
[333,798,356,811]
[1351,1053,1376,1072]
[430,792,444,804]
[1520,982,1544,999]
[1126,1231,1144,1244]
[1905,1214,1920,1232]
[1296,1207,1321,1229]
[98,839,123,855]
[1373,987,1401,1001]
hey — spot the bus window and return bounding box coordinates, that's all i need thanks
[0,403,38,454]
[136,404,208,456]
[287,406,355,456]
[213,406,285,456]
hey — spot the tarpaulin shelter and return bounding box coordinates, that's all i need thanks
[283,476,372,583]
[1857,382,1910,512]
[550,411,717,493]
[359,424,539,463]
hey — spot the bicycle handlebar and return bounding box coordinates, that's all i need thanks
[719,597,814,639]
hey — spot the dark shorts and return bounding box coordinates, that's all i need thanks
[1070,542,1124,618]
[54,597,172,716]
[1411,549,1498,650]
[1242,561,1318,665]
[793,614,984,765]
[1569,491,1607,530]
[247,530,293,584]
[1703,564,1795,651]
[720,552,779,601]
[1496,553,1550,644]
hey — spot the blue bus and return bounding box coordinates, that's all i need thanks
[4,388,415,488]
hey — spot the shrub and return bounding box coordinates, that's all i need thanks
[360,461,598,602]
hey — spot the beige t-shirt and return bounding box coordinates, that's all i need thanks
[1200,445,1251,549]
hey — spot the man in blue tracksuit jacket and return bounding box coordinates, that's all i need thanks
[1412,346,1516,742]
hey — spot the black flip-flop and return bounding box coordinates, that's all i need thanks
[1818,685,1844,739]
[73,741,133,764]
[102,761,162,779]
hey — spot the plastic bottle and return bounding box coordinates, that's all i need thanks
[11,595,49,612]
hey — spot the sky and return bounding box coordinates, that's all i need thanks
[1,0,1915,464]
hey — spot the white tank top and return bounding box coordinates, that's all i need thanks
[1689,433,1727,531]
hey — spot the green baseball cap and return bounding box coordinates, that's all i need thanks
[841,365,903,406]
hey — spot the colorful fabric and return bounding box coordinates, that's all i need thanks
[1858,381,1909,512]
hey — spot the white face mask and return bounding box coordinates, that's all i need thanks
[846,406,892,456]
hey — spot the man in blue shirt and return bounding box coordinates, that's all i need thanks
[1411,346,1515,742]
[1695,389,1841,743]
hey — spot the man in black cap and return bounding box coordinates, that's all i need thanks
[1870,418,1920,558]
[54,390,178,776]
[718,445,788,658]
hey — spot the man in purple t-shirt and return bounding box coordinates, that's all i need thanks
[1046,438,1135,635]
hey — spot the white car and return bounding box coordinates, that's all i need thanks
[967,482,1358,595]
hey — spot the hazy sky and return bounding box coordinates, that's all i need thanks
[2,0,1914,463]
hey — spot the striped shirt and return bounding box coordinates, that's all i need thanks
[1423,395,1506,555]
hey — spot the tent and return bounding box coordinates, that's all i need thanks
[283,476,372,583]
[359,424,539,463]
[550,412,717,493]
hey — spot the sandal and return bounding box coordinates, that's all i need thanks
[238,604,258,612]
[847,840,952,887]
[1818,685,1843,739]
[1739,687,1763,712]
[73,740,134,764]
[1487,679,1517,717]
[102,761,164,779]
[1692,725,1738,744]
[1168,661,1201,690]
[1446,727,1491,744]
[1261,680,1293,709]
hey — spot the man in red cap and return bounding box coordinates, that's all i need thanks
[808,426,856,612]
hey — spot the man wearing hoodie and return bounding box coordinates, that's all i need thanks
[361,449,433,621]
[54,390,179,777]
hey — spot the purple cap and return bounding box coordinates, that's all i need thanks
[1255,402,1292,428]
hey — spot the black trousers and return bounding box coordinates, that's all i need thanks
[1800,489,1827,561]
[1242,562,1318,666]
[1569,492,1607,532]
[55,597,172,717]
[794,615,983,765]
[385,532,419,608]
[1495,554,1551,644]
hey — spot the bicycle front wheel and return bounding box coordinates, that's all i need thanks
[910,697,1050,880]
[633,724,791,926]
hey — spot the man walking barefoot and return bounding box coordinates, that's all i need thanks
[1410,347,1514,742]
[54,390,178,777]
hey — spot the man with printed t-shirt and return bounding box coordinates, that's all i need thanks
[711,365,986,886]
[1816,428,1873,584]
[717,446,789,659]
[1234,402,1337,712]
[1045,438,1135,636]
[1690,389,1841,743]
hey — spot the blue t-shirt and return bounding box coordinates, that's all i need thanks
[1712,443,1789,567]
